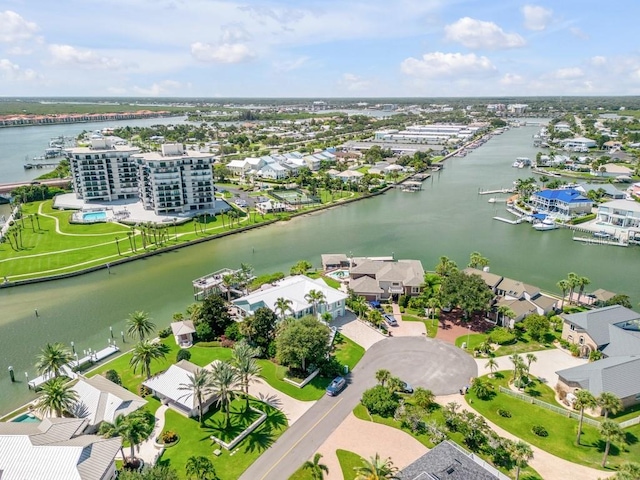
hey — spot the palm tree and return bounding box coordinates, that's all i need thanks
[567,272,579,305]
[575,389,597,444]
[557,279,570,310]
[599,420,626,467]
[496,306,516,328]
[100,410,154,466]
[185,455,217,480]
[509,354,523,386]
[354,453,399,480]
[303,453,329,480]
[525,353,537,377]
[126,311,156,342]
[472,377,492,400]
[576,276,591,305]
[34,376,78,418]
[178,368,211,426]
[232,340,262,411]
[435,256,457,277]
[485,358,498,378]
[274,297,294,321]
[129,340,170,379]
[376,369,391,387]
[598,392,623,420]
[468,251,489,269]
[35,342,74,379]
[613,462,640,480]
[208,360,240,428]
[305,289,326,317]
[509,440,534,480]
[222,274,235,301]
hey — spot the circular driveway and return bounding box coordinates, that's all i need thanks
[361,336,478,395]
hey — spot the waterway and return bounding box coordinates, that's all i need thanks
[0,122,637,415]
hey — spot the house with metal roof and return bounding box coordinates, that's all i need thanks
[71,375,147,434]
[398,440,506,480]
[596,199,640,230]
[530,188,593,220]
[0,417,121,480]
[232,275,347,320]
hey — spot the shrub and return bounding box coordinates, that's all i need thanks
[160,430,178,444]
[195,322,213,342]
[158,327,172,339]
[398,295,410,308]
[197,340,221,348]
[361,385,400,417]
[219,335,235,348]
[138,384,152,398]
[267,341,277,359]
[532,425,548,437]
[176,349,191,362]
[224,322,243,341]
[488,328,516,345]
[104,369,122,386]
[569,343,580,357]
[317,356,344,378]
[497,408,512,418]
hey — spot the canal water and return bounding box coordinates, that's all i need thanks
[0,122,636,415]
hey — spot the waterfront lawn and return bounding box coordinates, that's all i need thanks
[333,333,365,372]
[455,333,486,351]
[159,398,287,480]
[467,373,640,470]
[402,314,438,338]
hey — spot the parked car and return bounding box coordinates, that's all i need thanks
[369,300,383,311]
[383,313,398,327]
[326,376,347,396]
[401,382,414,394]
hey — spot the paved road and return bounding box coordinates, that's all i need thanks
[240,336,476,480]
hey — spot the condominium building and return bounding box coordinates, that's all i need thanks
[132,143,215,215]
[68,136,140,201]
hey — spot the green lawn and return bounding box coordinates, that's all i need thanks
[255,359,328,401]
[402,314,438,338]
[333,333,365,372]
[467,373,640,471]
[453,328,559,357]
[337,449,364,480]
[455,333,487,351]
[206,399,263,442]
[158,398,287,480]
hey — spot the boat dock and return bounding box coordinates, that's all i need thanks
[193,267,251,300]
[23,162,58,170]
[479,187,515,195]
[27,344,120,390]
[572,236,628,247]
[493,216,524,225]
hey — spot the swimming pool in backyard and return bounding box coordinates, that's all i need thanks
[325,269,350,281]
[82,211,107,222]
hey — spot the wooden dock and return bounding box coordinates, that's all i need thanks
[572,236,628,247]
[493,216,523,225]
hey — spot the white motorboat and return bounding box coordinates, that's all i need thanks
[533,218,557,231]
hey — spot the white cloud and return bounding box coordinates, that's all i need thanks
[552,67,584,79]
[132,80,185,96]
[48,44,124,69]
[0,11,39,43]
[401,52,497,78]
[0,58,40,82]
[500,73,525,86]
[191,42,254,64]
[522,5,553,31]
[590,56,607,67]
[273,56,310,72]
[444,17,525,50]
[570,27,589,40]
[339,73,371,91]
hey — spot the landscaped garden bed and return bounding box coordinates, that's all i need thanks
[207,402,267,450]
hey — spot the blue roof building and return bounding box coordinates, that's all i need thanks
[530,188,593,220]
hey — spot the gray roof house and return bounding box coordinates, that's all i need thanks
[0,417,121,480]
[560,305,640,351]
[349,259,424,301]
[398,440,506,480]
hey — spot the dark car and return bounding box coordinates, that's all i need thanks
[326,376,347,396]
[369,300,383,311]
[383,313,398,327]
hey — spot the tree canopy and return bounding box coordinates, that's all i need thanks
[439,270,493,318]
[275,316,331,373]
[194,293,233,340]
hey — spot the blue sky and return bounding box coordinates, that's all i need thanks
[1,0,639,97]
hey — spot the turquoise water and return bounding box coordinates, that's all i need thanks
[82,211,107,222]
[11,412,40,423]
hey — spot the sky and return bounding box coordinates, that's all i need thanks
[1,0,639,98]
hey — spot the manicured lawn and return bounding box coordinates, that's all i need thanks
[353,403,542,479]
[455,333,486,351]
[255,359,328,401]
[159,398,287,480]
[489,371,560,406]
[453,328,559,357]
[467,373,640,470]
[337,449,364,480]
[402,314,438,338]
[333,333,365,372]
[207,399,263,442]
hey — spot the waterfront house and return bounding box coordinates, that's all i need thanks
[349,258,424,301]
[529,188,593,220]
[321,253,351,271]
[259,162,289,180]
[596,199,640,230]
[170,320,196,348]
[336,170,364,183]
[575,183,626,200]
[562,136,596,150]
[226,159,249,176]
[398,440,503,480]
[255,199,287,215]
[71,375,147,434]
[143,360,217,418]
[232,275,347,320]
[0,417,121,480]
[592,163,633,178]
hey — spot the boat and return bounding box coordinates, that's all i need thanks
[512,161,522,168]
[593,231,611,239]
[533,218,557,231]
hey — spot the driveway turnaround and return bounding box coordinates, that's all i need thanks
[239,336,476,480]
[333,311,385,350]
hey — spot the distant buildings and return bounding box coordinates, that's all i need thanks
[373,123,486,145]
[69,139,216,215]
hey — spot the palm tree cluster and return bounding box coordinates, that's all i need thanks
[508,353,537,389]
[99,409,155,467]
[178,340,261,427]
[557,272,590,309]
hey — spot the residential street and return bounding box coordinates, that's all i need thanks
[239,336,477,480]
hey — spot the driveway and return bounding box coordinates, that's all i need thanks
[333,311,385,350]
[249,378,315,426]
[390,303,427,337]
[475,348,587,386]
[239,336,476,480]
[316,413,428,480]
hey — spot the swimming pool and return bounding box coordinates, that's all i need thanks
[83,211,107,222]
[326,269,350,281]
[11,412,40,423]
